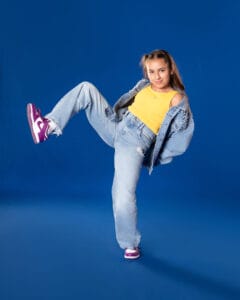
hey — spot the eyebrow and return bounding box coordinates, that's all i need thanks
[148,67,167,71]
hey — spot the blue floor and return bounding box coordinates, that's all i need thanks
[1,0,240,299]
[1,193,239,300]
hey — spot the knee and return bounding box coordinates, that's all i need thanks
[80,81,96,91]
[114,197,137,216]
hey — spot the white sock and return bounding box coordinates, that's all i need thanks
[47,119,62,136]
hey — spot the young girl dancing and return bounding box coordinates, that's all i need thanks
[27,49,194,260]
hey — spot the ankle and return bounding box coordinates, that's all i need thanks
[47,119,62,136]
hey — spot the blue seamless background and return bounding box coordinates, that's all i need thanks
[0,0,239,203]
[1,1,240,300]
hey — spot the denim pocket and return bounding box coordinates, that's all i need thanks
[139,128,155,151]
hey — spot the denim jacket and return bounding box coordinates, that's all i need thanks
[108,79,194,173]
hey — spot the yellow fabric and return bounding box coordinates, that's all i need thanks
[128,86,179,134]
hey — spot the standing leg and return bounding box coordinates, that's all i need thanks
[112,141,144,250]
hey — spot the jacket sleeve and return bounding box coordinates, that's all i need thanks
[113,78,149,112]
[158,109,194,164]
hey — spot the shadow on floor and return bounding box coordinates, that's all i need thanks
[137,251,240,300]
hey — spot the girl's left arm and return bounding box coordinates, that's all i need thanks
[158,108,194,164]
[170,93,184,107]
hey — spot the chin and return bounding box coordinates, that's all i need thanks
[153,84,165,90]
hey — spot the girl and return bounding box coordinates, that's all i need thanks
[27,49,194,260]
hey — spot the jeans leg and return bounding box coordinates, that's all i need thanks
[45,81,116,147]
[112,141,144,249]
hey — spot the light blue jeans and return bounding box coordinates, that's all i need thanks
[45,82,155,249]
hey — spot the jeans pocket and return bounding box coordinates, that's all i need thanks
[139,129,154,151]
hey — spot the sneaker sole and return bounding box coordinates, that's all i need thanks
[26,104,40,144]
[124,255,140,260]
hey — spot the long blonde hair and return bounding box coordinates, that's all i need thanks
[140,49,185,91]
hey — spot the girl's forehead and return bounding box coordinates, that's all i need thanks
[145,58,168,68]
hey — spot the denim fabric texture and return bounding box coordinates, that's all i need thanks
[46,82,155,249]
[112,79,195,173]
[45,80,194,249]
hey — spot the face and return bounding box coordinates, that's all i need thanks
[145,58,172,92]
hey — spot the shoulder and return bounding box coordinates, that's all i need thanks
[170,92,184,107]
[135,78,149,91]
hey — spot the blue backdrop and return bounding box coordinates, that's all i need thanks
[1,1,240,300]
[1,0,239,203]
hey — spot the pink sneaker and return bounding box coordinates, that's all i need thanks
[27,103,49,144]
[124,247,140,260]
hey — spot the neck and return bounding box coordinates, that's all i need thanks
[150,85,173,93]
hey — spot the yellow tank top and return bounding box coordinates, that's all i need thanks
[128,86,179,134]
